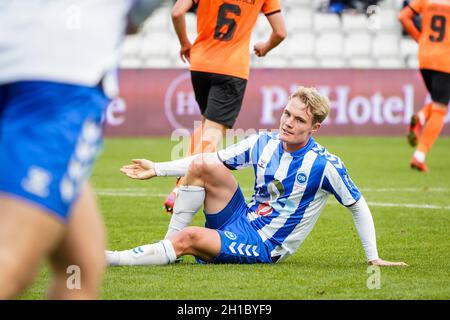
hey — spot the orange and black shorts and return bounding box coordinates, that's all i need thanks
[191,71,247,128]
[420,69,450,105]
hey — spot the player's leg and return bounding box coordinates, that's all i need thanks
[185,153,238,213]
[107,198,271,266]
[165,119,227,215]
[106,226,221,266]
[164,152,238,239]
[164,72,247,213]
[188,72,246,154]
[408,69,434,147]
[107,184,270,266]
[47,183,105,299]
[0,82,71,299]
[164,71,212,212]
[164,75,247,227]
[411,70,450,171]
[199,118,227,151]
[163,118,211,214]
[0,197,64,299]
[0,81,108,298]
[193,72,248,171]
[169,226,221,261]
[106,153,238,266]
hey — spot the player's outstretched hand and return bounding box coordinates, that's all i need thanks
[368,259,408,267]
[120,159,156,180]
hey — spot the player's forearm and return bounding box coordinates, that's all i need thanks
[264,12,286,54]
[154,155,197,177]
[264,32,286,54]
[172,15,191,47]
[154,153,219,177]
[400,18,420,42]
[348,196,379,262]
[171,0,192,47]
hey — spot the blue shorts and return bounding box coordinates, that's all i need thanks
[0,81,108,222]
[199,186,273,264]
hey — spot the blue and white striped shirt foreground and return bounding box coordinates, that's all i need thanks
[218,132,362,262]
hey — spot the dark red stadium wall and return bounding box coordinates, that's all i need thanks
[104,69,450,136]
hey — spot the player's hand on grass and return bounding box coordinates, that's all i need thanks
[120,159,156,180]
[368,259,408,267]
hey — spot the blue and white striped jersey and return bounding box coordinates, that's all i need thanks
[217,132,361,262]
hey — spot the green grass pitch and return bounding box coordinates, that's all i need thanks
[21,136,450,299]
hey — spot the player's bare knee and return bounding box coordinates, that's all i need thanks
[186,154,222,186]
[186,157,205,180]
[173,227,202,253]
[201,156,221,173]
[198,154,222,177]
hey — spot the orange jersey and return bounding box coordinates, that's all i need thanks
[190,0,281,80]
[409,0,450,73]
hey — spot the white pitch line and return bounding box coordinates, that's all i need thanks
[95,189,450,211]
[366,202,450,211]
[96,187,450,195]
[97,191,166,197]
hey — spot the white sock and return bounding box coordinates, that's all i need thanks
[106,240,177,266]
[164,185,205,239]
[414,150,426,163]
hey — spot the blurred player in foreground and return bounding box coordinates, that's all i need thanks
[164,0,286,212]
[0,0,163,299]
[399,0,450,172]
[108,87,407,268]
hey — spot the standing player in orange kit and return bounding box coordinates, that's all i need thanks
[399,0,450,172]
[164,0,287,215]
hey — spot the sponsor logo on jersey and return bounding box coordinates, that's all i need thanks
[256,202,273,216]
[224,231,237,240]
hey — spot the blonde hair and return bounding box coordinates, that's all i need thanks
[289,86,330,124]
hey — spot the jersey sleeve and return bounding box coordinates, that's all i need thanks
[262,0,281,16]
[217,133,261,170]
[321,158,361,206]
[408,0,424,14]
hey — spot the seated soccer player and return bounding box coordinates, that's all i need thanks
[107,86,407,267]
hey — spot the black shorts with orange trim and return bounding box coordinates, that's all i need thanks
[420,69,450,105]
[190,71,247,128]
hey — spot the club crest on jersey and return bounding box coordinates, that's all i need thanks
[296,172,308,185]
[224,231,237,240]
[256,202,273,217]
